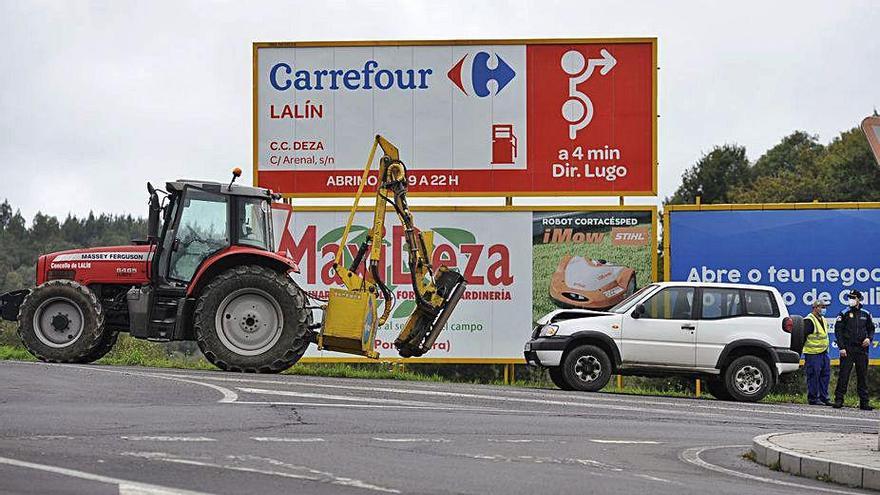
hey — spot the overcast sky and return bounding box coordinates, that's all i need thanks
[1,0,877,221]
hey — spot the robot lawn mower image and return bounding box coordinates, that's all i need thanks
[548,255,637,310]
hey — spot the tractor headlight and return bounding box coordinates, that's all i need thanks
[539,324,559,337]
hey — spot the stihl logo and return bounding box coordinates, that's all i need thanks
[447,52,515,97]
[611,227,649,246]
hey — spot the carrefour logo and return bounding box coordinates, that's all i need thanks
[269,60,434,91]
[447,52,516,97]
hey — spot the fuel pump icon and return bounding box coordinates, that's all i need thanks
[491,124,517,164]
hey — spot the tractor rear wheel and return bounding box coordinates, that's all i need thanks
[17,280,110,363]
[194,265,310,373]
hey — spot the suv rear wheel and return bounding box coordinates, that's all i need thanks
[704,377,732,401]
[548,367,573,390]
[561,344,612,392]
[724,355,774,402]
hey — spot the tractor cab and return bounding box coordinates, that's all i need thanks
[128,172,297,342]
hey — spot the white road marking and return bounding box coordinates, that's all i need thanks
[236,387,436,406]
[159,373,726,418]
[121,436,216,442]
[163,371,880,426]
[66,365,238,403]
[251,437,325,443]
[487,438,556,443]
[372,437,450,443]
[634,473,672,483]
[121,452,400,493]
[233,454,400,494]
[233,400,529,414]
[34,365,876,425]
[164,372,877,424]
[590,439,662,444]
[461,452,623,472]
[680,445,866,494]
[0,454,211,495]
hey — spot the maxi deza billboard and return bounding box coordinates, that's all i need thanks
[667,205,880,359]
[253,39,657,197]
[272,206,656,361]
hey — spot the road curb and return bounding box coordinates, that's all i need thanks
[752,432,880,490]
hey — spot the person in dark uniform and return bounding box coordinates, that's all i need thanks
[832,289,875,410]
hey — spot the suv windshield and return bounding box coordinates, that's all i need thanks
[609,284,657,313]
[237,198,272,250]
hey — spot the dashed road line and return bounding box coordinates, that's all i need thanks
[121,436,216,442]
[252,437,326,443]
[590,439,662,444]
[372,437,451,443]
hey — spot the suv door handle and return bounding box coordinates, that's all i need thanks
[681,324,696,330]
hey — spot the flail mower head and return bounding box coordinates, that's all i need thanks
[394,267,466,358]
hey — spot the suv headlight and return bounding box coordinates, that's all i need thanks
[539,324,559,337]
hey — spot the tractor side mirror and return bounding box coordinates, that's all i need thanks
[631,304,645,319]
[147,182,160,243]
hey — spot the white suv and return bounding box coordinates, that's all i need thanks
[525,282,805,402]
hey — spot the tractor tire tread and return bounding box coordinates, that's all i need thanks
[17,280,108,363]
[193,265,309,373]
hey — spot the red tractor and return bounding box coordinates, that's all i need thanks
[0,137,465,372]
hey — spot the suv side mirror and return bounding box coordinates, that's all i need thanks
[631,304,645,319]
[147,183,160,243]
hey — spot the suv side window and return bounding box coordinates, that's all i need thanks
[700,288,743,319]
[641,287,695,319]
[743,289,778,317]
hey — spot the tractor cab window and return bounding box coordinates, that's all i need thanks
[169,189,229,282]
[237,198,272,250]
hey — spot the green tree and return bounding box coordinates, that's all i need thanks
[666,144,751,205]
[729,131,825,203]
[817,128,880,202]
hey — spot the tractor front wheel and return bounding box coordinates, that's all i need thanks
[17,280,110,363]
[194,265,310,373]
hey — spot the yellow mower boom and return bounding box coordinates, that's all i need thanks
[317,136,467,358]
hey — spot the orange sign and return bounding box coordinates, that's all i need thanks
[861,116,880,168]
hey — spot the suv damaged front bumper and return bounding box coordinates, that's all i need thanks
[524,337,569,367]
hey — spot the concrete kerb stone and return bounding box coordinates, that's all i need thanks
[752,432,880,490]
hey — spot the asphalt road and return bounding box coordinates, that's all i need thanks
[1,361,877,495]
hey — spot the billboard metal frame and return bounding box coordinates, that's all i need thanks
[663,201,880,365]
[290,204,658,364]
[252,38,658,198]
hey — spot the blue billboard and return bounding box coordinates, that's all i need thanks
[668,207,880,359]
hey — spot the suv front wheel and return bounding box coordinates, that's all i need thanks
[561,345,612,392]
[724,355,774,402]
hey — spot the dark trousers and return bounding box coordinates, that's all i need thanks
[834,348,869,404]
[804,352,830,403]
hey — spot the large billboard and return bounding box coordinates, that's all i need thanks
[272,206,657,362]
[666,205,880,359]
[254,39,657,197]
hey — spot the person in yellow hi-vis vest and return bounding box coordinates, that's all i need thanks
[804,298,832,406]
